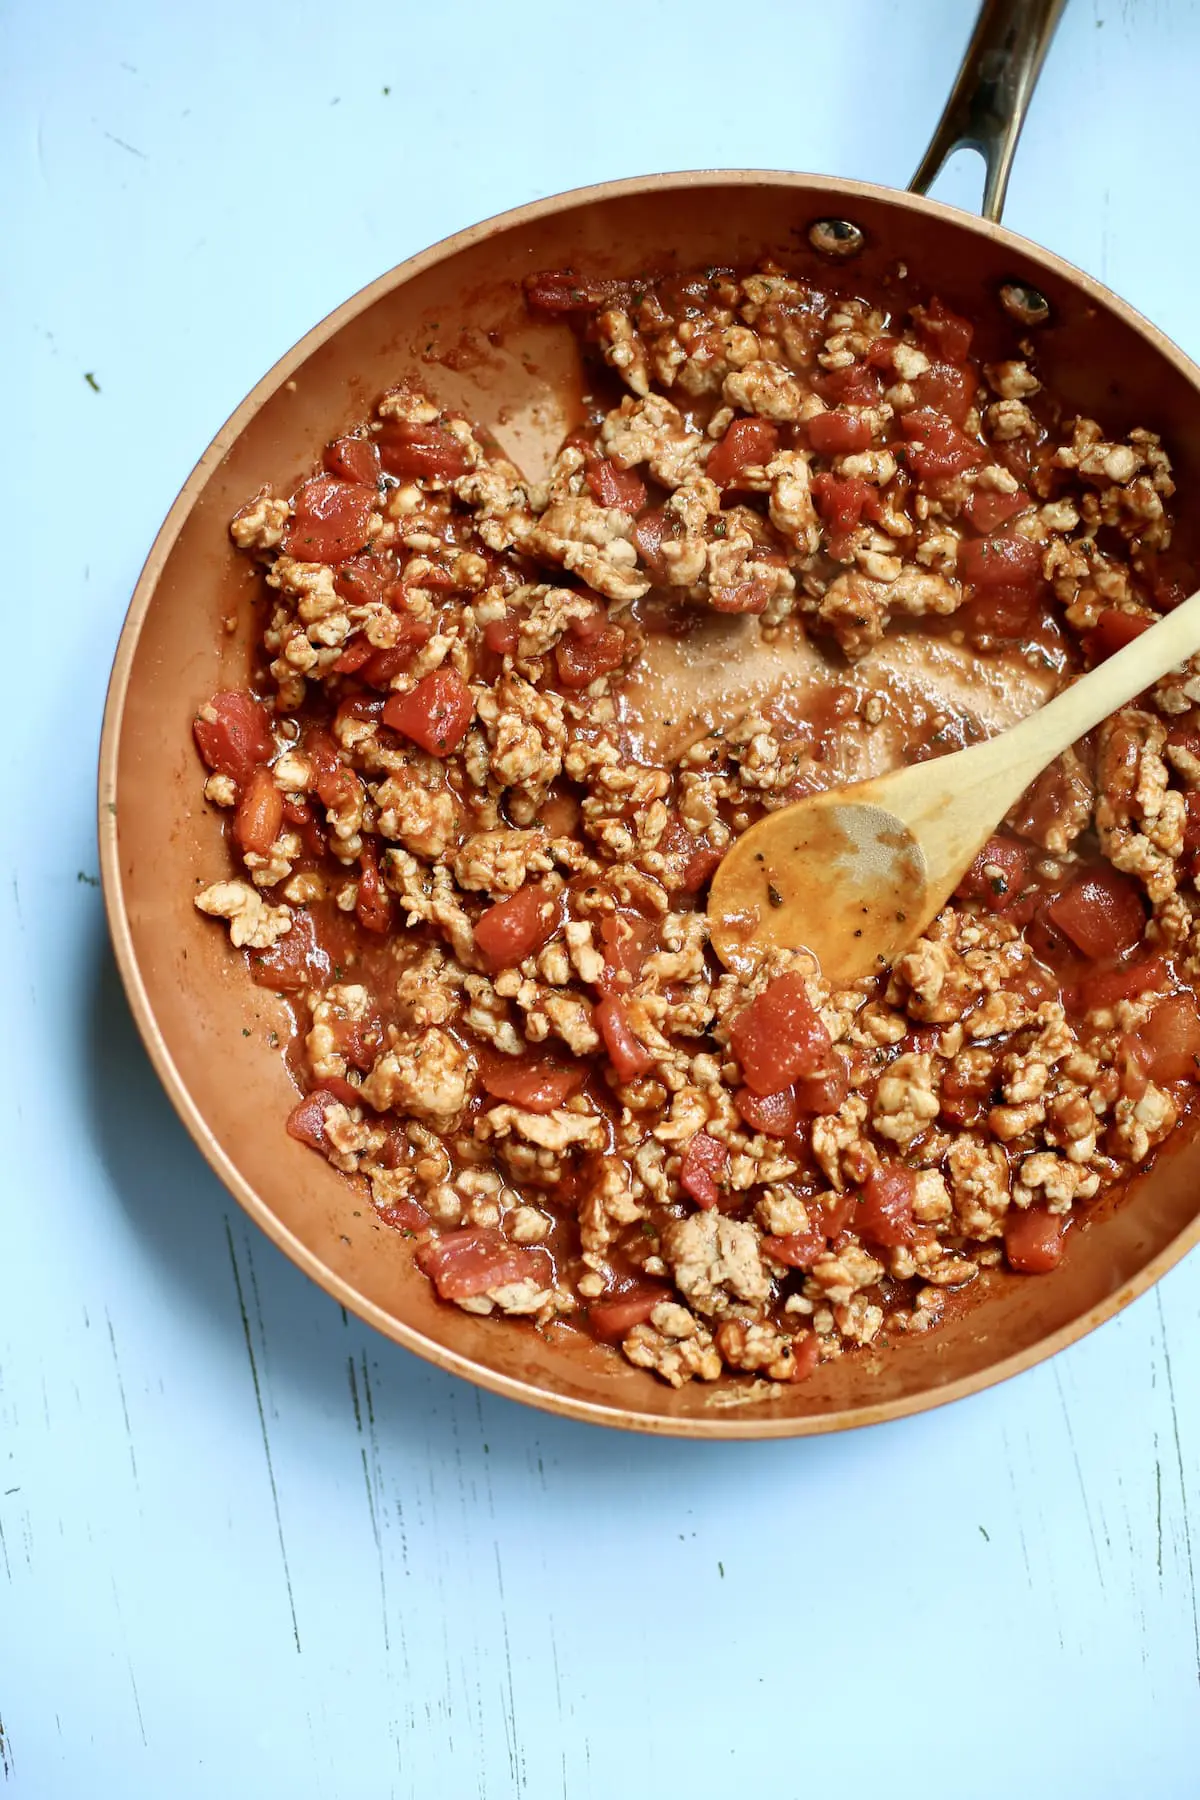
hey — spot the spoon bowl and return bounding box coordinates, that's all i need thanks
[709,583,1200,978]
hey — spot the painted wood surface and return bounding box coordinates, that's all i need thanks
[5,0,1200,1792]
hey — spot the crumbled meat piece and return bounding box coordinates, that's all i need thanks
[195,880,292,949]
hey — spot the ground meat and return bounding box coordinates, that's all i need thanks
[194,264,1200,1396]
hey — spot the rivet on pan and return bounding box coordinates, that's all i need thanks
[808,218,864,259]
[999,281,1051,327]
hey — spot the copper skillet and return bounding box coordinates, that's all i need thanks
[99,0,1200,1437]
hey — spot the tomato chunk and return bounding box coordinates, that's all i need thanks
[357,626,436,689]
[585,456,646,514]
[913,360,977,424]
[961,485,1029,533]
[793,1060,851,1115]
[857,1163,916,1247]
[763,1227,826,1271]
[706,418,780,489]
[901,410,984,480]
[812,472,880,537]
[1005,1206,1066,1274]
[807,410,873,456]
[233,765,283,858]
[815,364,882,407]
[556,623,627,688]
[731,973,832,1096]
[250,910,324,992]
[912,297,974,364]
[376,419,470,481]
[474,885,561,971]
[735,1085,801,1138]
[596,996,654,1081]
[1077,955,1169,1012]
[598,912,654,990]
[680,1131,730,1209]
[323,435,381,485]
[708,578,773,615]
[1137,993,1200,1082]
[484,615,519,655]
[333,552,393,608]
[356,843,391,934]
[957,532,1043,590]
[477,1046,585,1113]
[1044,866,1147,960]
[382,669,474,755]
[416,1227,548,1301]
[286,1090,339,1152]
[1084,607,1153,665]
[588,1284,671,1340]
[194,690,275,786]
[282,476,376,565]
[956,836,1033,912]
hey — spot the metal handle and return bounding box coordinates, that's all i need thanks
[909,0,1067,222]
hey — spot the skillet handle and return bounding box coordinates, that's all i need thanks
[909,0,1067,222]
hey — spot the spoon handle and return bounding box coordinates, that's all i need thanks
[969,584,1200,793]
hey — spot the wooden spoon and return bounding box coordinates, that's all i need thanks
[708,590,1200,980]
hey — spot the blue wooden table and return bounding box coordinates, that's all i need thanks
[7,2,1200,1792]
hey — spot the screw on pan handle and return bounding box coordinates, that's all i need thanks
[909,0,1067,223]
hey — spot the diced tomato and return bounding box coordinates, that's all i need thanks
[249,910,324,992]
[731,973,832,1096]
[812,472,880,538]
[302,725,344,785]
[282,476,377,565]
[1044,866,1147,961]
[286,1090,339,1152]
[556,623,627,688]
[705,418,780,488]
[680,842,723,892]
[710,578,774,616]
[793,1060,851,1114]
[599,912,654,989]
[787,1332,821,1383]
[821,1191,858,1237]
[958,532,1043,590]
[318,1073,368,1110]
[324,435,381,485]
[735,1085,801,1138]
[416,1227,548,1301]
[382,668,474,756]
[193,690,275,786]
[477,1046,585,1113]
[233,765,283,858]
[912,297,974,364]
[633,505,671,580]
[815,364,883,407]
[680,1131,730,1209]
[596,995,654,1081]
[588,1283,671,1340]
[332,636,376,675]
[1084,607,1153,665]
[961,484,1029,532]
[474,883,561,970]
[585,456,646,514]
[901,410,984,480]
[807,410,874,456]
[1005,1206,1066,1274]
[524,271,625,313]
[956,836,1033,912]
[356,843,391,934]
[763,1227,826,1271]
[377,1197,434,1236]
[1136,993,1200,1083]
[866,336,900,371]
[376,419,470,482]
[857,1163,916,1247]
[914,360,977,425]
[484,615,519,655]
[358,624,435,689]
[334,553,394,608]
[960,583,1042,640]
[1077,955,1168,1012]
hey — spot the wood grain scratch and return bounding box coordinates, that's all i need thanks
[1053,1365,1105,1590]
[1155,1289,1200,1681]
[348,1356,390,1653]
[105,1310,138,1485]
[0,1713,11,1781]
[224,1218,301,1653]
